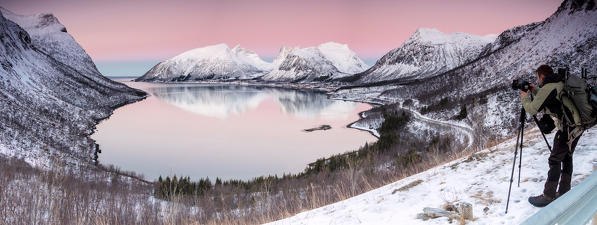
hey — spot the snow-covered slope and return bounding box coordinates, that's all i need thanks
[0,9,145,168]
[349,28,496,84]
[136,44,272,82]
[269,127,597,225]
[0,8,131,90]
[262,42,369,82]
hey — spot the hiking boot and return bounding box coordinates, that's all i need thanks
[555,191,568,199]
[529,194,555,207]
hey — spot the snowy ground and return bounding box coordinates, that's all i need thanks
[268,127,597,225]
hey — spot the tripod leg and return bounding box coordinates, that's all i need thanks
[506,125,522,214]
[518,123,524,187]
[541,132,552,152]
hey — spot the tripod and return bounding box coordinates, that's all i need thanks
[505,107,553,214]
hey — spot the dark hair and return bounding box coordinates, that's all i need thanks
[536,65,554,77]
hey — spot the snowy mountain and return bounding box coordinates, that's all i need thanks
[136,44,272,82]
[0,9,145,167]
[347,28,496,84]
[262,42,369,82]
[0,8,126,89]
[137,42,369,84]
[269,127,597,225]
[337,0,597,143]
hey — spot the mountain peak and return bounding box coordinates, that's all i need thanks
[406,27,496,46]
[354,28,496,83]
[231,44,257,56]
[231,44,242,51]
[1,7,104,76]
[408,28,444,43]
[173,43,232,61]
[318,42,349,50]
[413,27,442,36]
[272,46,300,67]
[555,0,596,15]
[264,42,368,82]
[0,8,66,33]
[139,43,272,81]
[317,42,368,74]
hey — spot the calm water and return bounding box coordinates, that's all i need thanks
[92,80,376,181]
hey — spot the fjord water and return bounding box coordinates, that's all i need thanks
[92,80,376,181]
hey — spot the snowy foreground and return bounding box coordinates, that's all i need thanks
[268,128,597,225]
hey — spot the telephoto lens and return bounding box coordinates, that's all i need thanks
[511,79,531,92]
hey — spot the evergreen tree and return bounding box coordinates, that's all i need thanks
[172,175,178,195]
[165,176,172,197]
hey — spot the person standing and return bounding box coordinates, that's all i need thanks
[519,65,583,207]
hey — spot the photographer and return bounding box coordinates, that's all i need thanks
[519,65,583,207]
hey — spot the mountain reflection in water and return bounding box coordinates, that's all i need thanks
[93,81,376,181]
[150,85,358,120]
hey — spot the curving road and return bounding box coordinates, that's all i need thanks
[401,105,475,151]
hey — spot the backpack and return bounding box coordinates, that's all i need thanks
[560,68,597,129]
[590,85,597,116]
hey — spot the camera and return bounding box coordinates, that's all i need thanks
[511,79,531,92]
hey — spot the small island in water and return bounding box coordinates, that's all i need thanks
[303,125,332,132]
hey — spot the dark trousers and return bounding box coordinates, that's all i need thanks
[543,128,581,198]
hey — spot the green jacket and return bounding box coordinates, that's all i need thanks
[521,81,581,131]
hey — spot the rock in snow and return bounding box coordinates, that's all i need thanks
[416,207,457,220]
[0,8,145,168]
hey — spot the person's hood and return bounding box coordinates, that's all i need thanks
[540,72,564,87]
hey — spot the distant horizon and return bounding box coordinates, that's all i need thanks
[3,0,561,63]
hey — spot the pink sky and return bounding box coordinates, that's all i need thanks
[2,0,562,61]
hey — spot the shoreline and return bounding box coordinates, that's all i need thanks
[90,79,382,182]
[131,79,338,93]
[130,79,384,138]
[346,111,381,138]
[87,90,149,183]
